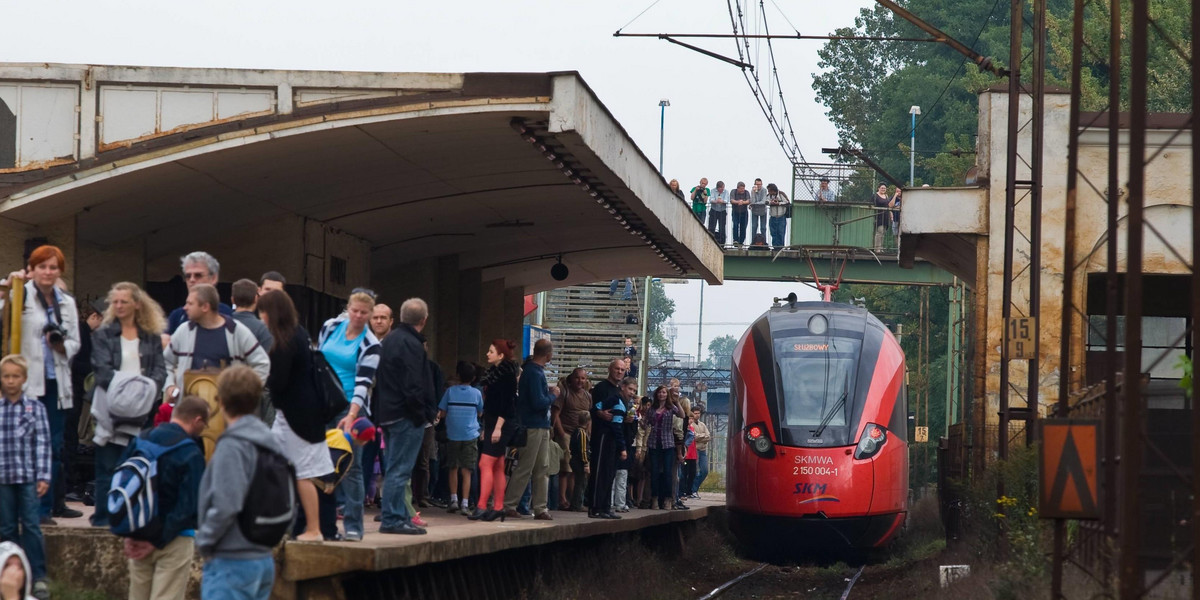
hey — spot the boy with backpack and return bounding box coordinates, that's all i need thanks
[196,366,295,600]
[0,355,51,600]
[113,395,208,600]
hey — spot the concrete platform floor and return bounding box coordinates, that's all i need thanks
[43,492,725,597]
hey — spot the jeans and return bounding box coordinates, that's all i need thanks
[331,409,364,537]
[648,448,674,500]
[361,433,384,502]
[609,278,633,300]
[874,225,887,252]
[504,428,550,515]
[611,469,629,510]
[92,442,127,526]
[201,556,274,600]
[708,210,726,243]
[751,213,767,239]
[680,459,697,498]
[381,418,426,529]
[518,483,531,515]
[769,216,787,247]
[692,449,709,495]
[731,210,748,244]
[0,483,46,580]
[38,380,65,517]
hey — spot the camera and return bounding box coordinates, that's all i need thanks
[43,322,67,345]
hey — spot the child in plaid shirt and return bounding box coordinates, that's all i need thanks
[0,355,51,600]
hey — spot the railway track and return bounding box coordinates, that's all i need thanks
[698,562,867,600]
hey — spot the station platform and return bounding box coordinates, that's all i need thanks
[43,493,725,599]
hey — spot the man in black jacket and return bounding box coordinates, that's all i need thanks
[374,298,436,535]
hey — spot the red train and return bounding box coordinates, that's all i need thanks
[726,298,909,553]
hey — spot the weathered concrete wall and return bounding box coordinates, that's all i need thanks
[976,90,1192,432]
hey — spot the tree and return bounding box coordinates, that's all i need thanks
[647,279,676,356]
[814,0,1191,189]
[703,335,738,368]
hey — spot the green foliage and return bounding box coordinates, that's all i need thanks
[1179,354,1193,396]
[702,334,738,368]
[814,0,1192,187]
[1045,0,1193,112]
[919,133,976,187]
[959,445,1050,596]
[647,279,676,356]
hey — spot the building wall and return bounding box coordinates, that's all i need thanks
[976,90,1192,426]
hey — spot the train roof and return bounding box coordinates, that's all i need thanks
[755,301,888,335]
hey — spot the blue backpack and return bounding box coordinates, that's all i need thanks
[107,436,194,540]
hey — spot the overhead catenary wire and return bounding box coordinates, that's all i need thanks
[725,0,816,196]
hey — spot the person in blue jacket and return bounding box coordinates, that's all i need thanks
[502,339,557,520]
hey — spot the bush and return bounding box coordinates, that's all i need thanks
[955,444,1050,596]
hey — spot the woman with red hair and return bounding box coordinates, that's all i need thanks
[1,245,83,522]
[468,339,518,522]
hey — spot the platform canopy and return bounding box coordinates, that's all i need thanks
[0,64,722,292]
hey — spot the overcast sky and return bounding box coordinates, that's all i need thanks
[0,0,868,358]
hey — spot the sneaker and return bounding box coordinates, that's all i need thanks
[373,514,382,522]
[32,580,49,600]
[39,516,57,526]
[412,513,428,528]
[53,506,83,519]
[673,501,689,510]
[344,531,363,542]
[380,523,426,535]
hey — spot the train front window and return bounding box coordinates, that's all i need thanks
[774,335,861,429]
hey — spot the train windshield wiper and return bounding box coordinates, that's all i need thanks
[812,389,846,437]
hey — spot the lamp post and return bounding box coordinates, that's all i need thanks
[909,105,921,186]
[640,99,669,395]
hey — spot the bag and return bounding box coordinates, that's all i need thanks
[509,424,528,448]
[311,350,350,423]
[237,446,297,547]
[107,436,194,540]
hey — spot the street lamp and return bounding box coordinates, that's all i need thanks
[909,105,921,187]
[658,99,670,174]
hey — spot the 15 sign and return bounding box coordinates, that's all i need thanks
[1006,317,1036,360]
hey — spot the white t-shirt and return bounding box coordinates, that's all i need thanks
[119,336,140,374]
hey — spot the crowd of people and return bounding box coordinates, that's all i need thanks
[0,246,714,600]
[669,176,904,252]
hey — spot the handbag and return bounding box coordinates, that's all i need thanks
[311,349,350,424]
[509,423,528,448]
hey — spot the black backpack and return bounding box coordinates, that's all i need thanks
[311,349,350,423]
[237,446,297,547]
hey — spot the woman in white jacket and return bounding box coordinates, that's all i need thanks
[0,245,82,523]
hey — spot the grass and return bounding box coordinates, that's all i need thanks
[699,470,725,493]
[49,581,115,600]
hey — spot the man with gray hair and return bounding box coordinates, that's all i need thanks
[373,298,436,535]
[166,251,233,335]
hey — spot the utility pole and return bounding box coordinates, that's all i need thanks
[909,106,921,186]
[697,281,705,366]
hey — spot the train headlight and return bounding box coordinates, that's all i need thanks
[854,423,888,460]
[745,422,775,458]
